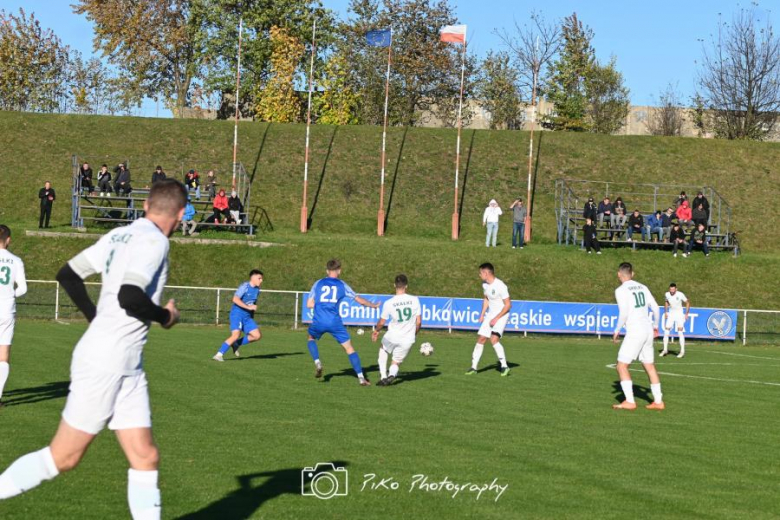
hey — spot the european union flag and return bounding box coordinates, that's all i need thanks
[366,29,392,47]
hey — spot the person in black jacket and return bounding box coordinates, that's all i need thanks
[684,223,710,257]
[691,191,710,220]
[97,164,112,196]
[582,218,601,254]
[692,203,708,228]
[626,209,644,241]
[583,197,598,221]
[151,166,166,185]
[113,163,132,196]
[670,223,686,257]
[79,163,94,195]
[227,190,243,224]
[38,181,56,228]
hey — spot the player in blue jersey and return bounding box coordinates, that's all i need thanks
[307,259,379,386]
[212,269,263,361]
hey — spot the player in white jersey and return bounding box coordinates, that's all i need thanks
[0,180,186,520]
[371,274,421,386]
[466,263,511,377]
[0,225,28,408]
[612,262,665,411]
[661,282,690,358]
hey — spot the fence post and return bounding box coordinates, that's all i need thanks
[742,310,747,346]
[653,186,658,214]
[215,288,221,325]
[294,292,299,329]
[55,282,60,320]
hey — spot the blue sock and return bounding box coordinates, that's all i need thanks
[241,335,251,345]
[218,342,231,355]
[348,352,364,378]
[307,340,320,362]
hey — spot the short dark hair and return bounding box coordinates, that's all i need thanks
[669,282,677,288]
[101,163,108,167]
[249,269,263,278]
[147,179,187,216]
[394,274,408,288]
[156,165,162,170]
[326,259,341,271]
[618,262,633,276]
[479,262,494,273]
[0,225,11,241]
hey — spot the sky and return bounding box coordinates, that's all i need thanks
[6,0,773,117]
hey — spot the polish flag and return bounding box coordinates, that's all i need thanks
[440,24,467,44]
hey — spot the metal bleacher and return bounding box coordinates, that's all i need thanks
[554,179,739,255]
[70,155,254,235]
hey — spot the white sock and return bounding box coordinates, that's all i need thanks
[389,364,399,378]
[620,380,635,404]
[471,343,484,370]
[314,359,321,367]
[492,342,508,368]
[128,469,161,520]
[378,349,388,380]
[0,362,8,400]
[651,383,663,404]
[678,332,685,353]
[662,332,669,350]
[0,447,59,499]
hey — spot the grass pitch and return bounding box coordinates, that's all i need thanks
[1,321,779,519]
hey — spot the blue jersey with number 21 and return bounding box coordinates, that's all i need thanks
[309,278,356,327]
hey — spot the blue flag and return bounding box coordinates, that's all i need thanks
[366,29,392,47]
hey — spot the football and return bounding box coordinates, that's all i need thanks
[419,342,434,356]
[356,328,365,335]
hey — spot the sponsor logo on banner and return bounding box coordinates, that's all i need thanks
[706,310,733,338]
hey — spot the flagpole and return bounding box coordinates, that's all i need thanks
[524,36,539,244]
[301,19,317,233]
[452,39,466,241]
[231,16,243,190]
[377,31,392,237]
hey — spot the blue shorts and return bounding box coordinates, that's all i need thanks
[308,321,350,344]
[230,309,259,334]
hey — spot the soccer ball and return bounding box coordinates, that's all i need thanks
[419,342,434,356]
[356,328,365,336]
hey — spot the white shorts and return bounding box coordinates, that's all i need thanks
[478,313,509,338]
[0,315,14,345]
[664,312,685,331]
[617,329,655,365]
[62,368,151,435]
[381,337,413,363]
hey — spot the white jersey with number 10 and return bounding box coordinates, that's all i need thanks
[614,281,660,333]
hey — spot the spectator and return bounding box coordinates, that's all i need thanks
[674,191,688,208]
[38,181,56,228]
[676,200,692,227]
[626,209,645,241]
[509,197,526,249]
[212,189,230,224]
[692,191,710,220]
[79,162,94,195]
[113,163,132,195]
[185,169,201,199]
[151,165,167,185]
[181,198,198,236]
[582,217,602,254]
[483,199,502,247]
[582,197,598,222]
[204,170,217,200]
[612,197,627,228]
[692,203,708,228]
[660,208,674,240]
[645,211,664,242]
[684,223,710,257]
[597,197,613,228]
[97,164,112,196]
[669,223,687,258]
[228,190,243,224]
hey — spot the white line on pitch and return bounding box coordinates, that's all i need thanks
[700,351,780,361]
[605,364,780,387]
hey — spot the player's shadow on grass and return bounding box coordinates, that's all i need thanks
[2,381,69,407]
[476,361,520,374]
[175,462,349,520]
[611,381,652,403]
[228,352,304,362]
[393,364,441,385]
[322,364,381,383]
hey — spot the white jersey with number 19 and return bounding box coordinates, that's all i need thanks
[381,294,421,344]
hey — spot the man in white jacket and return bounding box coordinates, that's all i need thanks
[483,199,502,247]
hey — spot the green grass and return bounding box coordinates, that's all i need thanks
[1,321,779,519]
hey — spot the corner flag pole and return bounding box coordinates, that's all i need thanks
[231,16,243,190]
[377,30,393,237]
[301,19,317,233]
[452,39,466,241]
[524,36,539,244]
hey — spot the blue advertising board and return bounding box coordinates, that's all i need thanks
[300,294,737,341]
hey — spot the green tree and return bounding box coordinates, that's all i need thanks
[0,9,70,113]
[477,51,523,129]
[542,12,594,131]
[254,26,303,122]
[69,51,118,114]
[585,57,630,134]
[314,51,359,125]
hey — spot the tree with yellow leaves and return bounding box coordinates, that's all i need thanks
[254,26,304,123]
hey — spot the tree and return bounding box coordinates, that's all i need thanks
[697,7,780,139]
[314,51,359,125]
[0,9,70,113]
[69,51,120,114]
[254,26,303,122]
[646,83,685,136]
[73,0,206,118]
[476,51,523,129]
[585,57,630,134]
[542,13,594,131]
